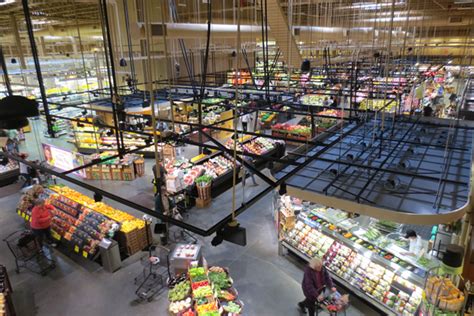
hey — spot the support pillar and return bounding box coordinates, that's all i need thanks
[22,0,54,137]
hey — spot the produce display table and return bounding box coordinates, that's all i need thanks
[0,265,16,316]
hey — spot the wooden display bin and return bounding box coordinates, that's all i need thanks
[111,165,123,181]
[101,165,112,180]
[196,197,211,208]
[134,159,145,176]
[91,167,102,180]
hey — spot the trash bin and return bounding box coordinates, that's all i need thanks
[99,239,121,272]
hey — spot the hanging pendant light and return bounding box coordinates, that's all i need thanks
[119,58,127,67]
[0,95,39,129]
[10,58,17,64]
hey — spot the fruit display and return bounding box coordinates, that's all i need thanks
[169,298,192,314]
[168,263,243,315]
[16,186,119,256]
[242,137,277,155]
[225,136,277,156]
[271,123,311,136]
[0,160,18,175]
[300,94,326,106]
[165,153,236,191]
[49,185,145,233]
[359,99,398,112]
[169,281,191,302]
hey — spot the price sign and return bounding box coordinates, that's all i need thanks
[17,209,21,215]
[21,212,26,219]
[51,230,61,240]
[82,251,88,258]
[25,215,30,221]
[74,245,79,253]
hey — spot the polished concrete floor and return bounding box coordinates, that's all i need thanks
[0,123,380,315]
[0,181,381,316]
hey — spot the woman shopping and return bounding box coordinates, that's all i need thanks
[298,257,336,315]
[30,198,57,249]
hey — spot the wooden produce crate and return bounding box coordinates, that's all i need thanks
[136,225,153,249]
[197,183,211,200]
[111,165,123,181]
[134,159,145,177]
[85,167,93,180]
[101,165,112,180]
[196,197,211,208]
[116,229,142,256]
[91,167,102,180]
[122,164,135,181]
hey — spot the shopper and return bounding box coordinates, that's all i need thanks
[242,153,257,187]
[30,198,57,248]
[240,112,252,132]
[298,257,336,315]
[18,153,32,188]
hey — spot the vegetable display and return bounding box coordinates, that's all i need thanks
[168,281,191,302]
[167,262,243,315]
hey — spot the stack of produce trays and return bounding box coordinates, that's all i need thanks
[168,264,243,316]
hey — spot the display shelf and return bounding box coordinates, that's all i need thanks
[298,212,425,286]
[168,262,244,315]
[0,265,16,316]
[281,241,395,316]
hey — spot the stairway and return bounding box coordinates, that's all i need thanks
[266,0,303,68]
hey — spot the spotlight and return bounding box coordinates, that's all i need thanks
[211,231,224,246]
[11,58,17,64]
[301,59,311,72]
[279,182,287,195]
[119,58,127,67]
[93,192,103,202]
[211,221,246,247]
[81,109,87,116]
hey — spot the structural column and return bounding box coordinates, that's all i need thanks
[22,0,55,137]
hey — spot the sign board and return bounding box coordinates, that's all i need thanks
[42,143,86,177]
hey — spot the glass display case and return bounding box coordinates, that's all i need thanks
[277,195,442,315]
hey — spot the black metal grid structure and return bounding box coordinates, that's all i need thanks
[276,117,473,216]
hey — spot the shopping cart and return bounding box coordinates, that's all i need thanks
[134,244,172,302]
[3,230,55,276]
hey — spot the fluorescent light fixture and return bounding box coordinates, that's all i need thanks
[351,1,405,10]
[0,0,15,6]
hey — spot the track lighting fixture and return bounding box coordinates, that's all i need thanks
[279,182,287,196]
[93,192,103,202]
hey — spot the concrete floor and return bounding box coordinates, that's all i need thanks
[0,121,380,315]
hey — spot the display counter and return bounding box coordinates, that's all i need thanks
[277,195,438,315]
[168,260,244,315]
[0,265,15,316]
[17,185,150,257]
[0,160,19,187]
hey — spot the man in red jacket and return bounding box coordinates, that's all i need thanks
[30,199,57,248]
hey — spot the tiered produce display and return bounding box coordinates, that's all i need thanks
[17,185,149,257]
[0,160,18,176]
[165,154,235,192]
[278,196,429,315]
[224,137,278,156]
[271,123,311,141]
[168,264,243,315]
[359,99,398,112]
[0,265,15,316]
